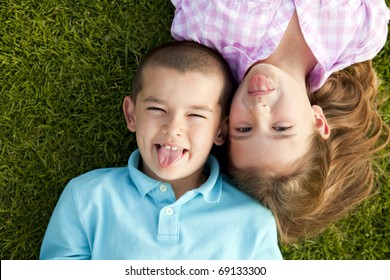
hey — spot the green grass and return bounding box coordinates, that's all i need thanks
[0,0,389,260]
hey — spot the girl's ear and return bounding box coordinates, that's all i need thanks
[312,105,330,139]
[123,96,137,132]
[214,117,228,146]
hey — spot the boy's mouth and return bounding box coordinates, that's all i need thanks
[156,144,187,167]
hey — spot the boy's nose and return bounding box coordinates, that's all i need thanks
[162,117,183,136]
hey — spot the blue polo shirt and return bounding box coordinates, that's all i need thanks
[40,150,282,260]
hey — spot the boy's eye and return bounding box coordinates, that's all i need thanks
[188,114,206,119]
[147,107,165,112]
[272,126,292,132]
[236,127,252,133]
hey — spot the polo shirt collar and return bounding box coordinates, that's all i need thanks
[128,150,161,197]
[194,155,222,203]
[127,150,222,203]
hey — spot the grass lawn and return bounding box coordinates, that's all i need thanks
[1,0,389,259]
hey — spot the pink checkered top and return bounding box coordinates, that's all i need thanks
[171,0,389,92]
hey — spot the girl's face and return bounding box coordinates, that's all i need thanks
[228,63,329,174]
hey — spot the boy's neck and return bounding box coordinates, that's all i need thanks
[170,172,207,199]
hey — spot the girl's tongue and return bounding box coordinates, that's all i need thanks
[157,145,184,167]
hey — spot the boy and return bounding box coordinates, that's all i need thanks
[40,41,282,259]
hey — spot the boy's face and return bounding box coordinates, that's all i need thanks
[124,65,226,186]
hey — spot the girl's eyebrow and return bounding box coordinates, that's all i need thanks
[231,133,297,141]
[230,135,250,141]
[271,134,297,140]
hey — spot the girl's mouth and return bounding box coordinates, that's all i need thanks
[248,74,275,96]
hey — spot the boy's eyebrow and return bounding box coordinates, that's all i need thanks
[142,96,215,112]
[142,96,163,103]
[190,105,214,112]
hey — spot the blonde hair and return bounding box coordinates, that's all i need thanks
[232,61,389,244]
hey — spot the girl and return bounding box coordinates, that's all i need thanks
[171,0,389,243]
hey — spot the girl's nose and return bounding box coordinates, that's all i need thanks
[258,102,271,113]
[244,97,271,113]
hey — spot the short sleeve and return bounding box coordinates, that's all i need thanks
[305,0,389,91]
[253,213,283,260]
[170,0,182,8]
[354,0,389,62]
[39,183,91,260]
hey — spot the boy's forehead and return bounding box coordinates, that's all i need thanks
[143,64,224,90]
[139,67,223,106]
[145,63,219,77]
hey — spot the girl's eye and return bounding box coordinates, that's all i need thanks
[236,127,252,133]
[273,126,292,132]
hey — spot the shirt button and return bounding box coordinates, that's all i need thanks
[159,185,167,192]
[165,207,174,216]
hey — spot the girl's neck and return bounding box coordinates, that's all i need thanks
[261,11,316,83]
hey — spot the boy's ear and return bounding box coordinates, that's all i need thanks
[123,96,137,132]
[214,117,228,146]
[312,105,330,139]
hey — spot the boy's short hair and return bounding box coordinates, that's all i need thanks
[131,41,235,117]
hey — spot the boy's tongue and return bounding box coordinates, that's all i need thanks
[158,146,183,167]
